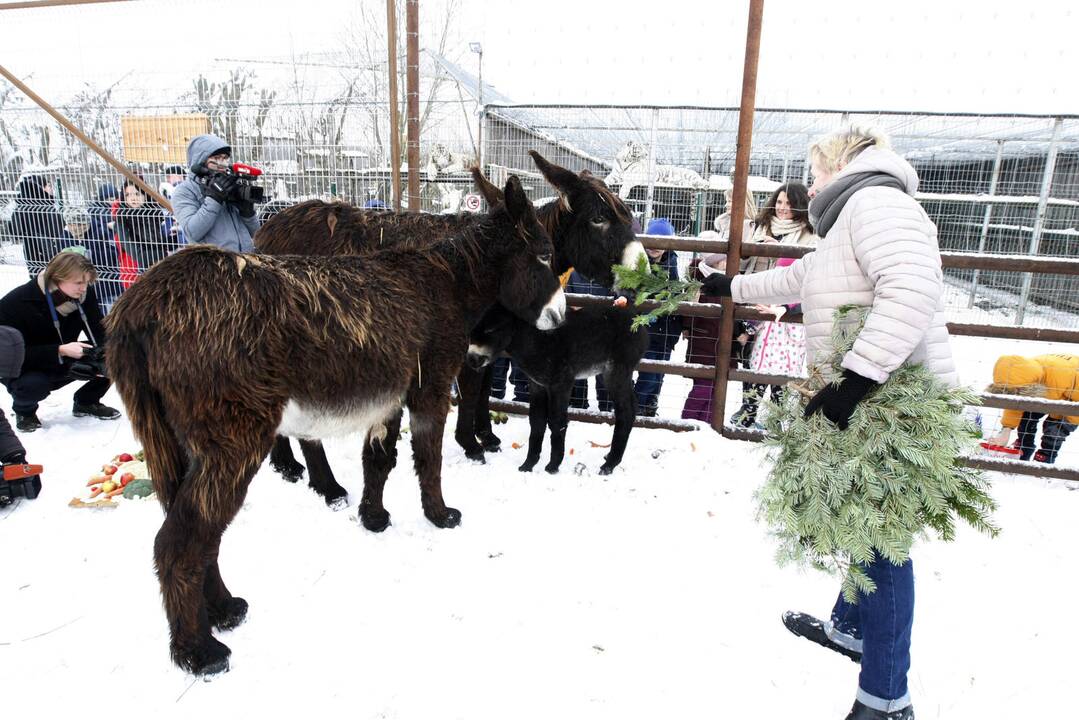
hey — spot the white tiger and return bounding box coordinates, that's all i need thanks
[604,141,708,200]
[425,144,474,212]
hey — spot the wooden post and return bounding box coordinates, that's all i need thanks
[0,63,172,212]
[386,0,402,211]
[711,0,764,434]
[405,0,421,212]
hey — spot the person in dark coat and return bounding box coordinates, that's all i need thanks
[563,269,617,411]
[0,326,31,462]
[634,218,684,416]
[10,174,65,279]
[0,250,120,432]
[116,179,177,272]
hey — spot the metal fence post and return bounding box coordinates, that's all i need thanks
[386,0,402,211]
[712,0,764,434]
[968,140,1003,307]
[1016,116,1062,324]
[405,0,421,212]
[643,107,660,228]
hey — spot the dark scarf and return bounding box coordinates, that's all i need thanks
[809,171,907,237]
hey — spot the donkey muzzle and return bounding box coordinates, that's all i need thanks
[466,344,493,370]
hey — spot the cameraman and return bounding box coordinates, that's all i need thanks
[0,249,119,432]
[171,134,260,252]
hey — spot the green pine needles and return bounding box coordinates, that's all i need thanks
[756,305,999,602]
[613,255,703,330]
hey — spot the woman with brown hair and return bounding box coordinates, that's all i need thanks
[0,250,120,432]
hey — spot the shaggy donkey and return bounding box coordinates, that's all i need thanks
[466,302,649,475]
[255,151,644,504]
[105,177,564,675]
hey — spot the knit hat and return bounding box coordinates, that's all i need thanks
[164,164,185,176]
[645,218,675,236]
[62,206,90,227]
[97,183,120,202]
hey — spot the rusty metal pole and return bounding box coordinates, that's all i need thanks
[0,63,172,212]
[405,0,421,212]
[386,0,402,211]
[711,0,763,434]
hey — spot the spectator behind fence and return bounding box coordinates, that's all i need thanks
[10,174,65,279]
[171,134,259,252]
[0,325,40,491]
[159,164,185,201]
[983,354,1078,464]
[116,179,176,272]
[0,250,120,432]
[730,182,818,429]
[633,218,683,417]
[713,187,756,243]
[87,183,120,243]
[75,195,124,311]
[564,269,615,411]
[680,253,753,424]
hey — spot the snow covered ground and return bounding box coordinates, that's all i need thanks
[0,260,1077,719]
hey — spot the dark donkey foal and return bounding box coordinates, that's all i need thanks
[256,151,645,504]
[105,177,564,675]
[466,303,649,475]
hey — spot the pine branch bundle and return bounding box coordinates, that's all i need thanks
[613,256,703,330]
[756,305,999,601]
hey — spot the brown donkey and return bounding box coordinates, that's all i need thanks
[256,151,644,505]
[105,177,564,675]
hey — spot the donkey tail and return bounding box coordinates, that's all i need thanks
[106,328,186,510]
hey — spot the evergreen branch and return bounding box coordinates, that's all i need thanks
[613,256,703,331]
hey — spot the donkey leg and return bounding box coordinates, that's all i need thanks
[298,439,349,510]
[599,370,638,475]
[407,388,461,529]
[359,409,403,533]
[544,384,573,474]
[519,382,548,473]
[205,550,248,632]
[453,366,487,462]
[269,435,305,482]
[474,365,502,452]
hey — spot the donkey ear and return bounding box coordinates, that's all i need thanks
[502,175,534,224]
[529,150,579,210]
[470,165,504,206]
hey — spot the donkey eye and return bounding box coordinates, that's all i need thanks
[590,216,607,227]
[537,252,552,264]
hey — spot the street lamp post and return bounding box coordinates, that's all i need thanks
[469,42,483,169]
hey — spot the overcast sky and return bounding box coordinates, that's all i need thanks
[1,0,1076,114]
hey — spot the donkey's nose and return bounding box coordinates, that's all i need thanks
[466,344,492,370]
[536,288,566,330]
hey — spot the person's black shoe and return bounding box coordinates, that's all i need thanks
[15,412,41,432]
[73,402,121,420]
[845,700,914,719]
[637,405,658,418]
[782,611,862,663]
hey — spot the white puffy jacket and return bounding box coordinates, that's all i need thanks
[731,147,959,387]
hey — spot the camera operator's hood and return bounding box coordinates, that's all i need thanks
[187,134,232,174]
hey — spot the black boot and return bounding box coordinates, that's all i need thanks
[782,611,862,663]
[73,402,121,420]
[845,700,914,719]
[15,412,42,432]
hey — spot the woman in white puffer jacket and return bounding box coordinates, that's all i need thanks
[704,128,954,720]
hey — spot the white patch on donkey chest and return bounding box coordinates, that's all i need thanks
[277,397,401,440]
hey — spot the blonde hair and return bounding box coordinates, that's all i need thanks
[809,126,891,174]
[724,188,758,221]
[44,250,97,288]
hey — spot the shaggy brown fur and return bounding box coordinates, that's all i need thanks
[255,151,644,504]
[106,177,560,675]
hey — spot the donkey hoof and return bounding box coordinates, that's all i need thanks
[478,432,502,452]
[361,508,391,533]
[428,507,462,529]
[209,597,249,632]
[598,464,616,476]
[544,462,561,474]
[271,459,305,483]
[465,450,487,464]
[518,461,537,473]
[325,493,349,511]
[175,636,231,676]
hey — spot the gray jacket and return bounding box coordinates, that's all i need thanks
[171,134,259,252]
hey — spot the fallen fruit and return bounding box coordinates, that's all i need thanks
[89,486,103,498]
[102,464,118,476]
[101,480,117,494]
[117,453,134,463]
[119,472,136,487]
[511,442,523,450]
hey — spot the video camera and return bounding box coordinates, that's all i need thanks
[69,345,107,381]
[194,161,267,205]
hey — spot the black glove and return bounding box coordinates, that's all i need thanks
[236,198,256,218]
[204,172,236,204]
[701,272,732,298]
[804,369,878,430]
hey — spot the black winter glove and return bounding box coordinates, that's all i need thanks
[204,172,236,204]
[803,369,878,430]
[236,198,256,218]
[701,272,732,298]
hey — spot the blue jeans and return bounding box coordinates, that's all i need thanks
[634,344,674,412]
[1016,411,1076,463]
[489,357,530,402]
[828,553,914,713]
